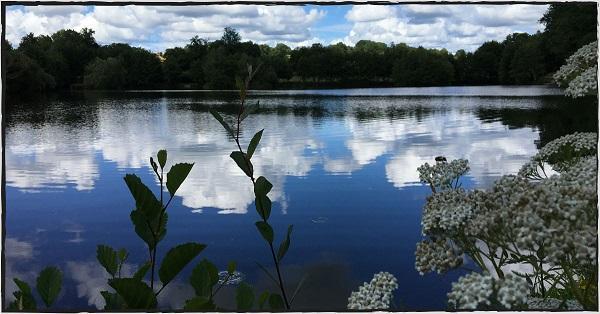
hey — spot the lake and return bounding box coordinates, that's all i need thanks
[4,86,597,310]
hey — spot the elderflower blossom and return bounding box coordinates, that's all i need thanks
[496,274,529,309]
[447,272,494,309]
[519,132,597,174]
[565,65,598,97]
[415,238,463,274]
[347,272,399,310]
[421,189,475,235]
[553,41,598,98]
[448,272,528,310]
[418,159,469,191]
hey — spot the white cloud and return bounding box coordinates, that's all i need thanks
[5,5,325,51]
[343,4,547,52]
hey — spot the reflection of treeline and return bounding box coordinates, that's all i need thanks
[3,4,595,94]
[475,97,598,148]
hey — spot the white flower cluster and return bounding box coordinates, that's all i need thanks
[496,274,529,309]
[448,272,528,310]
[469,158,597,264]
[347,271,399,310]
[415,238,463,274]
[519,132,597,175]
[565,65,598,97]
[417,159,469,191]
[421,189,475,235]
[527,297,583,310]
[553,41,598,98]
[447,272,494,309]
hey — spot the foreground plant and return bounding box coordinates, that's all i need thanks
[415,132,598,310]
[210,65,294,310]
[553,41,597,98]
[8,266,62,311]
[347,271,399,310]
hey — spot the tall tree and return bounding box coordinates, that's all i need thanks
[540,3,597,71]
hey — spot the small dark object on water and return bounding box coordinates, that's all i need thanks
[435,156,447,163]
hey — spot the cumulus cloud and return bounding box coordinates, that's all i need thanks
[341,4,547,51]
[5,4,325,51]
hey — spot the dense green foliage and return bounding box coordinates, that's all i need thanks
[3,3,596,94]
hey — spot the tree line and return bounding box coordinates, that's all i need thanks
[3,3,596,94]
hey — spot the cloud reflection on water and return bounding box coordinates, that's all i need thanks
[5,92,560,214]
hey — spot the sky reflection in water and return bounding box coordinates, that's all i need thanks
[4,86,596,310]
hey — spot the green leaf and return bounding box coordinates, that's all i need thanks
[12,278,36,310]
[190,259,219,297]
[227,261,236,275]
[100,291,125,310]
[133,262,152,281]
[184,296,216,311]
[236,282,254,310]
[258,291,269,310]
[118,248,128,263]
[130,210,167,250]
[255,194,272,220]
[277,225,294,262]
[157,150,167,169]
[14,278,32,295]
[268,293,285,310]
[123,174,162,220]
[254,176,272,196]
[166,163,194,197]
[247,129,264,159]
[230,151,253,177]
[209,109,235,137]
[150,157,158,173]
[255,221,274,243]
[96,245,118,277]
[36,266,62,308]
[159,243,206,286]
[108,278,157,309]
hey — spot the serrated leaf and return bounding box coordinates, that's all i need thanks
[133,262,151,281]
[254,176,272,196]
[96,245,118,277]
[166,163,194,197]
[209,109,235,137]
[230,151,253,177]
[247,129,264,159]
[123,174,162,220]
[255,194,272,220]
[258,291,269,310]
[100,291,125,310]
[277,225,294,262]
[159,243,206,286]
[13,278,36,310]
[36,266,62,307]
[108,278,157,309]
[130,210,167,250]
[269,293,285,310]
[255,221,274,243]
[227,261,236,275]
[184,296,215,310]
[190,259,219,297]
[157,150,167,169]
[236,282,254,310]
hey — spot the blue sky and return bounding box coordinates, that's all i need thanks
[6,4,548,52]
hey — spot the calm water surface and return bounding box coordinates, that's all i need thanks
[4,86,597,310]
